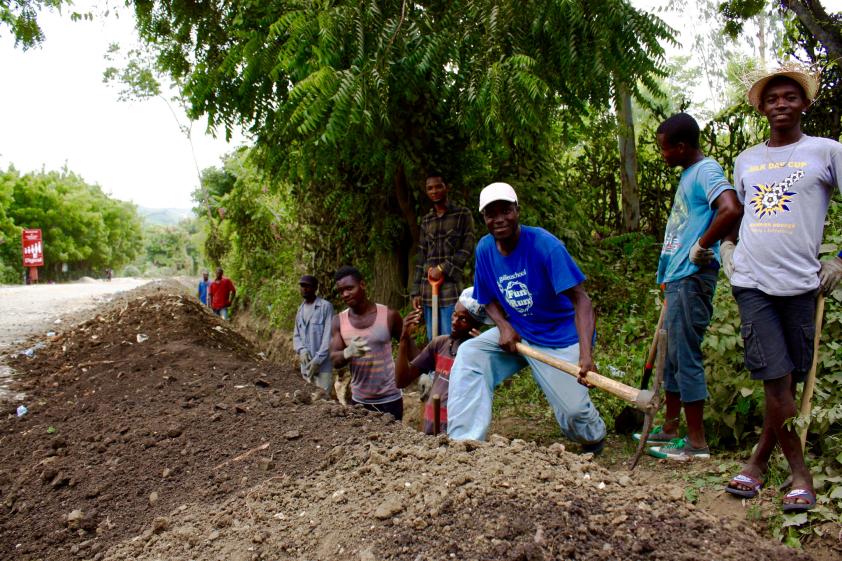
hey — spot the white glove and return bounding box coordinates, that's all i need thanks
[417,373,434,402]
[819,257,842,295]
[306,359,321,381]
[298,349,312,368]
[689,238,714,266]
[720,241,736,280]
[343,336,371,359]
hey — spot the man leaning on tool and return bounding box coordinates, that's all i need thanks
[639,113,742,461]
[722,64,842,513]
[446,182,607,453]
[293,275,334,394]
[411,173,475,340]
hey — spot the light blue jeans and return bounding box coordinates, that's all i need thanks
[447,327,606,444]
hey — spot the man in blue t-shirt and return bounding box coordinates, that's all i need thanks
[447,182,606,451]
[197,270,210,306]
[643,113,741,461]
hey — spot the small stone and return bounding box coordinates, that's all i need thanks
[257,457,273,471]
[283,430,301,440]
[66,509,84,529]
[292,390,312,405]
[617,475,632,487]
[149,491,159,506]
[547,442,566,455]
[151,517,169,534]
[668,486,685,501]
[162,468,171,478]
[374,496,404,519]
[489,434,510,447]
[208,530,220,541]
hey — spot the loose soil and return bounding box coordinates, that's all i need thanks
[0,284,815,560]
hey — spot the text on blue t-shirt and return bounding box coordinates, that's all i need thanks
[473,226,586,347]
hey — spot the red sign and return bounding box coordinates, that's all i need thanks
[22,229,44,267]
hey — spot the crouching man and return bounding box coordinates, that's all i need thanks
[447,182,607,452]
[396,287,487,435]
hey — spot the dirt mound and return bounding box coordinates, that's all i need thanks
[0,289,810,561]
[0,291,342,561]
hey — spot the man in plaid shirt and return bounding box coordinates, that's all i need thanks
[411,174,476,340]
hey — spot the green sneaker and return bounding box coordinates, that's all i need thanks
[632,425,681,444]
[648,439,710,461]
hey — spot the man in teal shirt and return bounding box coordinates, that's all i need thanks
[642,113,742,461]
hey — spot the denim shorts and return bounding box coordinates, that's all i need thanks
[732,286,817,382]
[662,270,717,402]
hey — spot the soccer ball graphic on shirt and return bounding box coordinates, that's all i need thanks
[749,169,803,218]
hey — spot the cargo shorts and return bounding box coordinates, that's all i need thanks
[732,286,817,382]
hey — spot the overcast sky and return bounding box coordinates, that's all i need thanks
[1,1,839,210]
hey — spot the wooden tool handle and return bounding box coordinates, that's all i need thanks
[798,294,825,448]
[432,394,441,435]
[515,342,640,404]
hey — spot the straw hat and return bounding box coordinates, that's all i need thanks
[745,62,821,111]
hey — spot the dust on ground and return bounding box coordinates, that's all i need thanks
[0,284,818,560]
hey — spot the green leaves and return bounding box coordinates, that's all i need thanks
[0,166,144,281]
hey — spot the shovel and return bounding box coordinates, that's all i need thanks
[427,272,444,339]
[614,299,667,434]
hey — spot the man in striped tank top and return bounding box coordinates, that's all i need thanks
[330,266,405,420]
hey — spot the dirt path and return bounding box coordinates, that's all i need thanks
[0,284,817,560]
[0,278,152,402]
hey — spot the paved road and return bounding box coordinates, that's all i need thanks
[0,278,152,401]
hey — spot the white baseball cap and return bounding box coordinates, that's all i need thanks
[478,182,518,213]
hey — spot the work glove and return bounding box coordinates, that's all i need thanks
[689,239,714,266]
[343,336,371,360]
[417,373,434,402]
[818,257,842,295]
[306,359,321,381]
[720,241,736,280]
[298,349,312,369]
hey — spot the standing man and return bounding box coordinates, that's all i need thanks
[208,267,236,320]
[447,183,606,452]
[293,275,334,393]
[411,174,475,340]
[330,266,405,420]
[642,113,742,461]
[197,270,210,306]
[723,65,842,512]
[396,287,487,435]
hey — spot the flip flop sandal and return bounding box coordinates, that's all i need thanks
[782,488,816,513]
[725,473,764,499]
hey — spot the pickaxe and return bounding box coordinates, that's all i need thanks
[515,329,665,470]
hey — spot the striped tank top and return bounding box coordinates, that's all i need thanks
[338,304,402,404]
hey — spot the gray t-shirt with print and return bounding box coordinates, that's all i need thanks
[732,135,842,296]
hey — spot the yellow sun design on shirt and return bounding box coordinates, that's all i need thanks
[749,169,802,218]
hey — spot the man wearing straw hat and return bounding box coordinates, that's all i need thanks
[722,63,842,512]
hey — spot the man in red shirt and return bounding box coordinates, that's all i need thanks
[208,267,236,320]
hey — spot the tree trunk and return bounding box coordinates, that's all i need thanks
[784,1,842,64]
[615,82,640,232]
[368,165,415,310]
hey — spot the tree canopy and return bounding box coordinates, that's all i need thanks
[0,166,144,282]
[130,0,673,305]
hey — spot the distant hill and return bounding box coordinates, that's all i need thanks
[138,207,195,226]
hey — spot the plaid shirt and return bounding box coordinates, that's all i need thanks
[412,202,475,307]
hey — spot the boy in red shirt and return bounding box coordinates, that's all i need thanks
[208,267,236,320]
[396,287,486,434]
